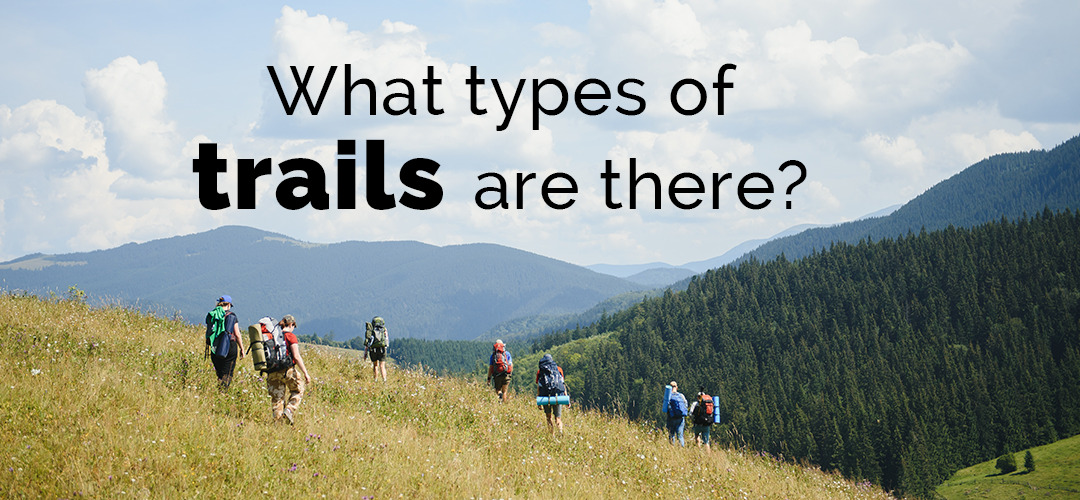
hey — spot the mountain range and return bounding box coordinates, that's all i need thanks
[3,135,1078,343]
[0,226,644,341]
[587,205,901,286]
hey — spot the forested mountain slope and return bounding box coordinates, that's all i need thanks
[744,134,1080,262]
[528,210,1080,498]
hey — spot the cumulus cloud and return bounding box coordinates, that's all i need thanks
[861,133,925,180]
[84,56,180,179]
[0,61,216,260]
[950,129,1041,165]
[2,2,1078,267]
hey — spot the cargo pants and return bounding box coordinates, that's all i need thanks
[266,367,305,421]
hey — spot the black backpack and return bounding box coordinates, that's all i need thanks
[693,396,715,426]
[537,354,566,397]
[259,317,295,373]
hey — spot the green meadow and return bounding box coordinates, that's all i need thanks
[936,433,1080,499]
[0,293,893,498]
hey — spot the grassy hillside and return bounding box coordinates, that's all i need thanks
[936,434,1080,499]
[1,294,891,498]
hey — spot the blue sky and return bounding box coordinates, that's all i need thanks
[1,0,1078,266]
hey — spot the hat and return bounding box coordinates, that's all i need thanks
[218,295,233,304]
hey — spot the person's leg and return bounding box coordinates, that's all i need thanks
[211,348,237,389]
[283,367,305,424]
[676,419,685,447]
[544,406,554,433]
[553,403,563,433]
[702,426,711,450]
[494,374,508,401]
[379,360,387,381]
[266,371,287,421]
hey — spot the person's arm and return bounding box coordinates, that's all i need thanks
[232,321,245,358]
[289,343,311,384]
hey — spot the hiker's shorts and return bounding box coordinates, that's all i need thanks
[544,403,562,418]
[693,424,711,445]
[369,346,386,362]
[492,372,510,390]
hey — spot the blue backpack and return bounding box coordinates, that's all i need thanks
[537,354,566,397]
[668,392,688,417]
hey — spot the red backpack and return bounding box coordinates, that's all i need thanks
[493,342,512,375]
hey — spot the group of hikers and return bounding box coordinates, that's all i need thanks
[206,295,704,443]
[204,294,387,425]
[663,381,717,449]
[485,340,569,434]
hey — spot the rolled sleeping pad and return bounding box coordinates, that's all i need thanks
[247,325,266,373]
[662,385,672,414]
[713,395,721,424]
[536,395,570,406]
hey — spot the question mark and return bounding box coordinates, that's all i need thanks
[779,160,806,209]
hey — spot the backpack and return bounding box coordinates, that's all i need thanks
[693,395,715,426]
[367,317,388,349]
[537,354,565,397]
[205,307,234,355]
[259,317,294,373]
[668,392,688,417]
[205,306,227,347]
[492,342,512,375]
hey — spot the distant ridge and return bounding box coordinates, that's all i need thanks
[743,135,1080,262]
[0,226,643,340]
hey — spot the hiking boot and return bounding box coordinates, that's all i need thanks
[283,408,294,425]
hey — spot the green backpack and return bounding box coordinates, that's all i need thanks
[205,306,227,348]
[366,317,388,349]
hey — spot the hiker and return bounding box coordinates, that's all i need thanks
[665,381,688,446]
[205,295,245,389]
[265,314,312,425]
[363,316,389,381]
[536,353,569,434]
[487,340,513,401]
[688,388,714,450]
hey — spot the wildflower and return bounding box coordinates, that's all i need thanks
[31,369,41,376]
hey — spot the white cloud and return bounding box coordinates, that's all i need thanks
[950,129,1041,165]
[861,133,925,180]
[2,2,1079,267]
[0,100,106,168]
[84,56,180,178]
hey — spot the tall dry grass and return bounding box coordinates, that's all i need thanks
[0,293,893,498]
